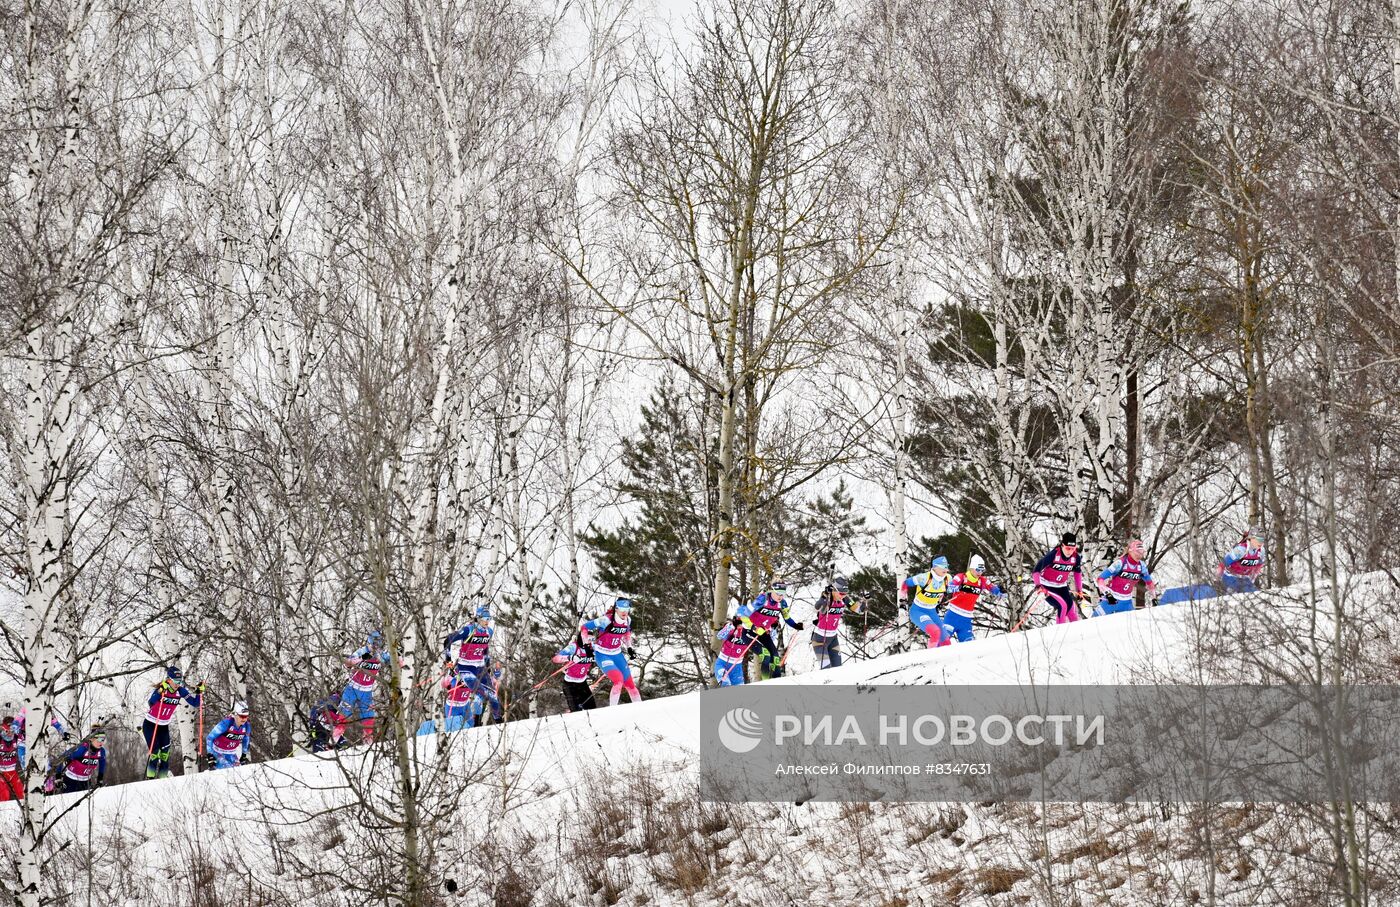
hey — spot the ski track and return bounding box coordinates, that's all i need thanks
[7,575,1385,906]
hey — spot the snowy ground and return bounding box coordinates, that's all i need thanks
[10,574,1395,906]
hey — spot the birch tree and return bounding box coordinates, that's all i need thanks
[568,0,895,636]
[0,0,185,900]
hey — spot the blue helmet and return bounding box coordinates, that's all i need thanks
[930,556,949,571]
[166,665,183,682]
[613,598,633,613]
[367,630,383,648]
[474,605,492,621]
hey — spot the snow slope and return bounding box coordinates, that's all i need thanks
[13,576,1388,906]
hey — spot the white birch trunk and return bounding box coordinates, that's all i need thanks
[16,311,78,907]
[891,282,911,626]
[400,0,476,692]
[1393,0,1400,312]
[205,0,247,702]
[14,4,89,899]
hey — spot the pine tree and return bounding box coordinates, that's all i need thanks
[585,382,867,691]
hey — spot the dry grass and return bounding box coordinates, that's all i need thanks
[1053,838,1120,865]
[976,865,1028,896]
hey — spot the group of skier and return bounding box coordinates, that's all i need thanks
[0,528,1269,797]
[0,710,63,801]
[549,597,644,712]
[706,528,1269,681]
[898,530,1268,650]
[711,577,858,686]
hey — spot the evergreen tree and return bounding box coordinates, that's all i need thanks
[585,381,867,690]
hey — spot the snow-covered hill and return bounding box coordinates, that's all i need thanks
[14,575,1395,907]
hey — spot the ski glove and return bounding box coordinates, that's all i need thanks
[792,621,805,631]
[240,753,250,766]
[626,647,636,658]
[731,616,742,628]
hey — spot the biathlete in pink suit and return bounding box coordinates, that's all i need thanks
[1032,533,1085,624]
[552,633,597,712]
[1218,528,1266,594]
[443,607,503,722]
[1095,539,1159,614]
[340,630,386,741]
[581,598,642,706]
[811,576,857,668]
[142,665,203,779]
[714,617,759,686]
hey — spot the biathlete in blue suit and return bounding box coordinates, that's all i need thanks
[205,702,251,770]
[443,606,503,722]
[581,598,642,706]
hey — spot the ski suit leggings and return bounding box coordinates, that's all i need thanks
[1220,574,1257,595]
[1097,597,1134,616]
[338,686,375,721]
[941,609,976,643]
[1042,587,1080,624]
[61,776,96,794]
[909,604,954,647]
[593,652,633,684]
[563,680,597,712]
[142,720,173,777]
[714,659,745,686]
[750,632,784,677]
[211,752,240,770]
[441,702,477,733]
[811,635,842,669]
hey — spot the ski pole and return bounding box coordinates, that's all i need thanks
[530,664,568,693]
[143,715,159,767]
[779,632,803,668]
[1009,589,1048,633]
[417,666,451,688]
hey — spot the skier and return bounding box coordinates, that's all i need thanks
[0,714,24,801]
[1095,539,1159,614]
[446,677,487,732]
[56,726,107,794]
[902,557,956,648]
[943,555,1002,643]
[581,598,642,706]
[1032,533,1086,624]
[714,616,759,686]
[307,694,346,753]
[442,607,502,722]
[339,630,386,742]
[811,576,858,668]
[205,701,252,769]
[142,665,203,779]
[1218,528,1266,594]
[736,581,804,679]
[552,633,597,712]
